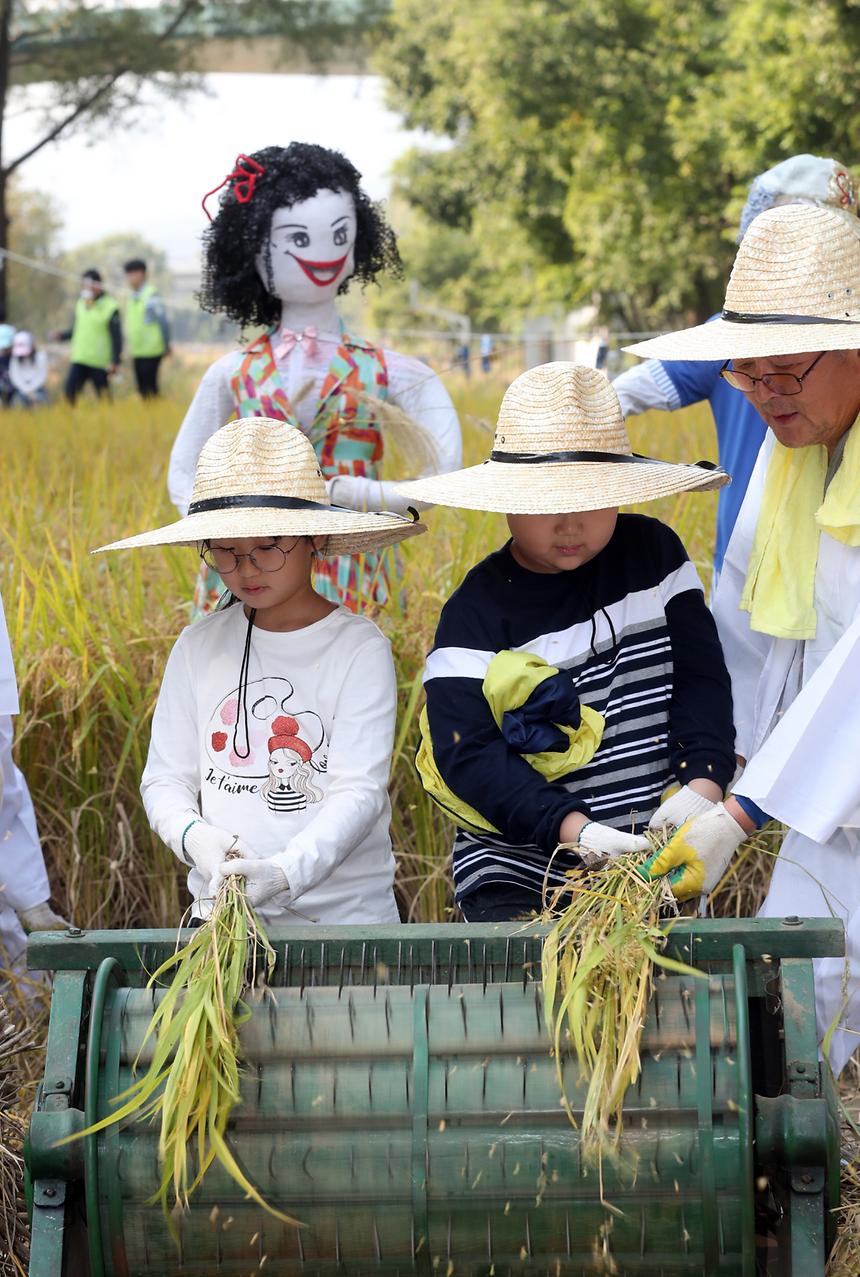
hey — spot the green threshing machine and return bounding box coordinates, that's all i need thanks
[25,917,844,1276]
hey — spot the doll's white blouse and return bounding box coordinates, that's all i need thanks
[168,337,462,517]
[141,604,400,924]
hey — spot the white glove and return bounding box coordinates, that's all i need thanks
[577,821,651,866]
[182,822,258,887]
[648,785,716,834]
[645,803,747,901]
[326,474,429,515]
[214,856,289,908]
[17,901,70,932]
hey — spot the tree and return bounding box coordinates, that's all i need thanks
[6,180,64,333]
[376,0,860,330]
[61,233,170,305]
[0,0,390,319]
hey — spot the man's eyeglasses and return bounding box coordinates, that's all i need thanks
[719,350,827,396]
[201,538,300,574]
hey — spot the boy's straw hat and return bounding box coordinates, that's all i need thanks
[625,204,860,362]
[397,363,727,515]
[95,417,424,555]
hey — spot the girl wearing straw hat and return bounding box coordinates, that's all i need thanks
[97,416,423,924]
[398,362,736,922]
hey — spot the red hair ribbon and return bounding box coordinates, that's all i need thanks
[201,154,266,221]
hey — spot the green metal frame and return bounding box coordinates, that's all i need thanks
[25,918,845,1277]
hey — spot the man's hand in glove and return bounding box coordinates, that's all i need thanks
[648,784,718,835]
[182,821,258,886]
[17,901,70,932]
[645,802,749,900]
[214,857,289,908]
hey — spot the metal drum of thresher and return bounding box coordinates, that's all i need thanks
[25,920,844,1277]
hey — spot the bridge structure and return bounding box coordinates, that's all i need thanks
[10,1,390,79]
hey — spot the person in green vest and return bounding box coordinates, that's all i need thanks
[124,258,171,398]
[52,269,122,404]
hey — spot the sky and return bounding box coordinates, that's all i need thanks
[5,73,437,267]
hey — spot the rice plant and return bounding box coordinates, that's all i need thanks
[61,867,298,1233]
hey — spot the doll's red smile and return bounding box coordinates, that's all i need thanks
[290,253,349,286]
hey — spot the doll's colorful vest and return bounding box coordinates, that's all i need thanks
[191,332,390,617]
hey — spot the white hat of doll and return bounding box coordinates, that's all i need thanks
[396,363,727,515]
[625,204,860,361]
[94,417,424,555]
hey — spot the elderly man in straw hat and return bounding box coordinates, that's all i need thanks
[613,154,860,582]
[626,202,860,1072]
[399,363,735,923]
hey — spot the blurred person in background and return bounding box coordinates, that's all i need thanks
[0,323,15,407]
[613,155,860,581]
[8,331,48,407]
[124,257,171,398]
[52,268,121,404]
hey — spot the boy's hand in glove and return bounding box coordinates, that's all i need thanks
[215,857,290,908]
[578,821,651,863]
[648,785,716,835]
[644,803,748,900]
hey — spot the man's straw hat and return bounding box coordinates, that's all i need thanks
[397,363,727,515]
[625,204,860,362]
[95,417,424,555]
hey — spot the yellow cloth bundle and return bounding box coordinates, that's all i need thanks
[416,649,604,835]
[740,423,860,639]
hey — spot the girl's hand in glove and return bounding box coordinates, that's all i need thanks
[182,822,258,884]
[648,785,716,835]
[644,803,748,900]
[214,857,289,908]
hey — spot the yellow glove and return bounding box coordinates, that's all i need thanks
[645,803,747,901]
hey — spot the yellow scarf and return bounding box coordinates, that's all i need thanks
[740,422,860,638]
[416,650,604,836]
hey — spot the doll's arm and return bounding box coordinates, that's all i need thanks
[168,360,236,515]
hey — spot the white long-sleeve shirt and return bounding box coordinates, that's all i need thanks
[167,338,462,517]
[141,604,400,924]
[9,350,48,400]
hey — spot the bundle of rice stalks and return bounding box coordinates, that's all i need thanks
[64,868,298,1234]
[541,852,703,1158]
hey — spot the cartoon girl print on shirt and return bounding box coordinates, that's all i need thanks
[205,676,327,805]
[260,715,323,813]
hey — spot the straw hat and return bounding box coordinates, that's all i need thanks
[95,417,424,555]
[626,204,860,362]
[396,363,727,515]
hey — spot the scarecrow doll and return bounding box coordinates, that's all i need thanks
[169,142,462,614]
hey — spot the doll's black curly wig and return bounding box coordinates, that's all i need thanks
[199,143,402,328]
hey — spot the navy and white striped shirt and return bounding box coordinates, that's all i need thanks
[423,515,735,903]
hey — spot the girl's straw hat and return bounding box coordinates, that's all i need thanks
[397,363,727,515]
[95,417,424,555]
[625,204,860,362]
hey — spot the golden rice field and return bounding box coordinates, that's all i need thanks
[0,362,751,932]
[7,359,860,1276]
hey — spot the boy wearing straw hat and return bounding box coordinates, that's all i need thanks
[97,417,423,925]
[625,203,860,1073]
[399,363,736,922]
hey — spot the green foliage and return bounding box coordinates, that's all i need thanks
[61,231,171,307]
[6,181,65,334]
[376,0,860,329]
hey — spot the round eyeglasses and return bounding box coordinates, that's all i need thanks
[719,350,827,396]
[200,538,299,575]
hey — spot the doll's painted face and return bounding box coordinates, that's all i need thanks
[255,188,357,305]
